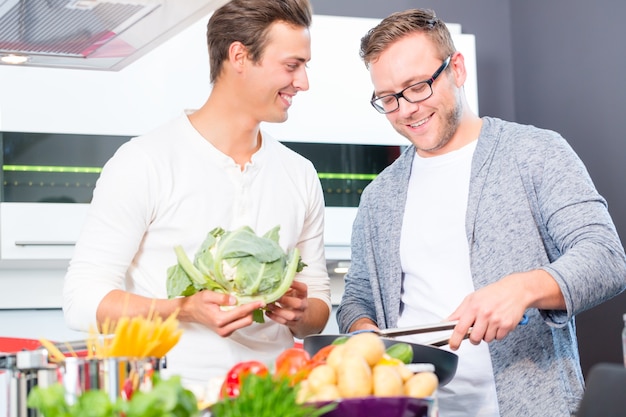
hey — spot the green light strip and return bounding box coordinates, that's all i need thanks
[3,165,102,174]
[2,165,377,181]
[318,172,377,181]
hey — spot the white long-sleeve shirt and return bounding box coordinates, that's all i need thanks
[63,114,331,384]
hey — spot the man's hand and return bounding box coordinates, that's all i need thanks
[265,281,330,338]
[446,269,564,350]
[265,280,308,325]
[179,290,264,337]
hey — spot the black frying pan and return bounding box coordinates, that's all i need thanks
[303,333,458,386]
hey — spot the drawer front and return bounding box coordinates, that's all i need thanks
[0,202,88,262]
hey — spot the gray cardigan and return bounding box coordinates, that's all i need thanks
[336,117,626,416]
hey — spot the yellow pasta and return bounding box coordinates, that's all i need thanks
[41,303,182,362]
[89,307,182,359]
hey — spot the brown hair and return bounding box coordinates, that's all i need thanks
[360,9,456,68]
[206,0,313,83]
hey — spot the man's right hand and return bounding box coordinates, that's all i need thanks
[178,291,265,337]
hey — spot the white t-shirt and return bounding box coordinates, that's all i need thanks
[63,114,331,385]
[397,140,500,417]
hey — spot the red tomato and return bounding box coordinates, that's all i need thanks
[274,347,311,385]
[219,360,269,399]
[310,345,336,365]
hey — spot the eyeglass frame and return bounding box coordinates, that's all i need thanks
[370,55,452,114]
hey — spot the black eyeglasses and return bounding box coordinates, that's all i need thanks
[370,55,452,114]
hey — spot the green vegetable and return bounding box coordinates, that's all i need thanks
[26,383,75,417]
[385,342,414,364]
[166,225,306,323]
[27,374,199,417]
[211,373,335,417]
[331,336,349,345]
[121,374,198,417]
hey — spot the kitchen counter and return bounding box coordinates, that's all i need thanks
[0,309,87,342]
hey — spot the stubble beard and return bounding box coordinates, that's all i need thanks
[401,94,463,154]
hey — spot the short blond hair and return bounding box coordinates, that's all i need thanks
[360,8,456,69]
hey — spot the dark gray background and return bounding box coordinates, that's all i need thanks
[311,0,626,376]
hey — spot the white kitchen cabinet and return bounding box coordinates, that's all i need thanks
[0,203,87,267]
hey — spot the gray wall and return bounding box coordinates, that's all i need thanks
[312,0,626,376]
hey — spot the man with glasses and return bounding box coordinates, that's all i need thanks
[336,8,626,417]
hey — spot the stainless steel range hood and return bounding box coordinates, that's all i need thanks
[0,0,229,71]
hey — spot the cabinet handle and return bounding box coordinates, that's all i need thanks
[14,241,76,246]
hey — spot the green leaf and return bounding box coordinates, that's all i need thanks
[252,308,265,323]
[193,231,227,289]
[231,256,284,296]
[26,373,199,417]
[72,390,116,417]
[211,374,336,417]
[171,245,224,291]
[216,227,284,263]
[237,248,300,305]
[171,387,199,417]
[166,264,198,298]
[123,375,199,417]
[262,225,281,243]
[27,384,70,417]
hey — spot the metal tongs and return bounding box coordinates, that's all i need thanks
[359,314,529,347]
[352,321,464,347]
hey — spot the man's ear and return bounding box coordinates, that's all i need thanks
[449,51,467,87]
[228,41,248,73]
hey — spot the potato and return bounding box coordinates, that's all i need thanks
[336,355,372,398]
[296,380,313,404]
[376,355,415,382]
[326,344,347,370]
[396,363,415,382]
[404,372,438,398]
[372,364,404,397]
[312,384,341,402]
[307,364,337,392]
[343,332,386,366]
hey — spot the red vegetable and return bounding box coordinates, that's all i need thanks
[122,377,134,401]
[219,360,269,399]
[274,347,311,385]
[310,344,336,365]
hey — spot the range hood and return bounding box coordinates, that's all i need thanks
[0,0,229,71]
